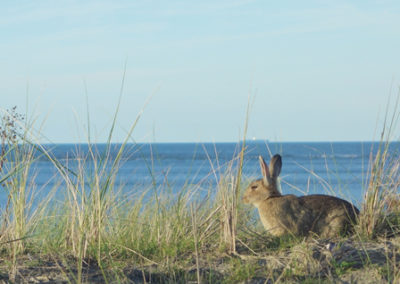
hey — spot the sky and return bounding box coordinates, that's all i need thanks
[1,0,400,143]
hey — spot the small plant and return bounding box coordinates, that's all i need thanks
[0,107,24,168]
[332,260,357,276]
[224,258,256,283]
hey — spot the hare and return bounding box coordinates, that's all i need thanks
[242,154,359,238]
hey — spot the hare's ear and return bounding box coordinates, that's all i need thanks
[269,154,282,179]
[259,156,271,185]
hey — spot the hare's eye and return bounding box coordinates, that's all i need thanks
[251,185,258,190]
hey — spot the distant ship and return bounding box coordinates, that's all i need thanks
[241,138,269,143]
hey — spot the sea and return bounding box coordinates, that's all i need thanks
[1,141,399,208]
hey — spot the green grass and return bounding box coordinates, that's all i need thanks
[1,94,400,283]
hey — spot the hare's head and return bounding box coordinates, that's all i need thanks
[243,154,282,206]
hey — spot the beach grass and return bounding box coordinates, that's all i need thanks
[0,97,400,283]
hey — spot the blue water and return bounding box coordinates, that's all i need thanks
[1,141,399,208]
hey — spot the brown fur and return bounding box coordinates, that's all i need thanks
[242,154,359,238]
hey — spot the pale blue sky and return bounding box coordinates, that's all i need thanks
[1,0,400,143]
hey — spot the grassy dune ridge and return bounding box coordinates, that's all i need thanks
[0,103,400,283]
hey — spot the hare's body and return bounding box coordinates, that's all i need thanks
[243,155,359,238]
[253,194,312,236]
[299,194,359,238]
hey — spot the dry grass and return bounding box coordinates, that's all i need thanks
[356,93,400,239]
